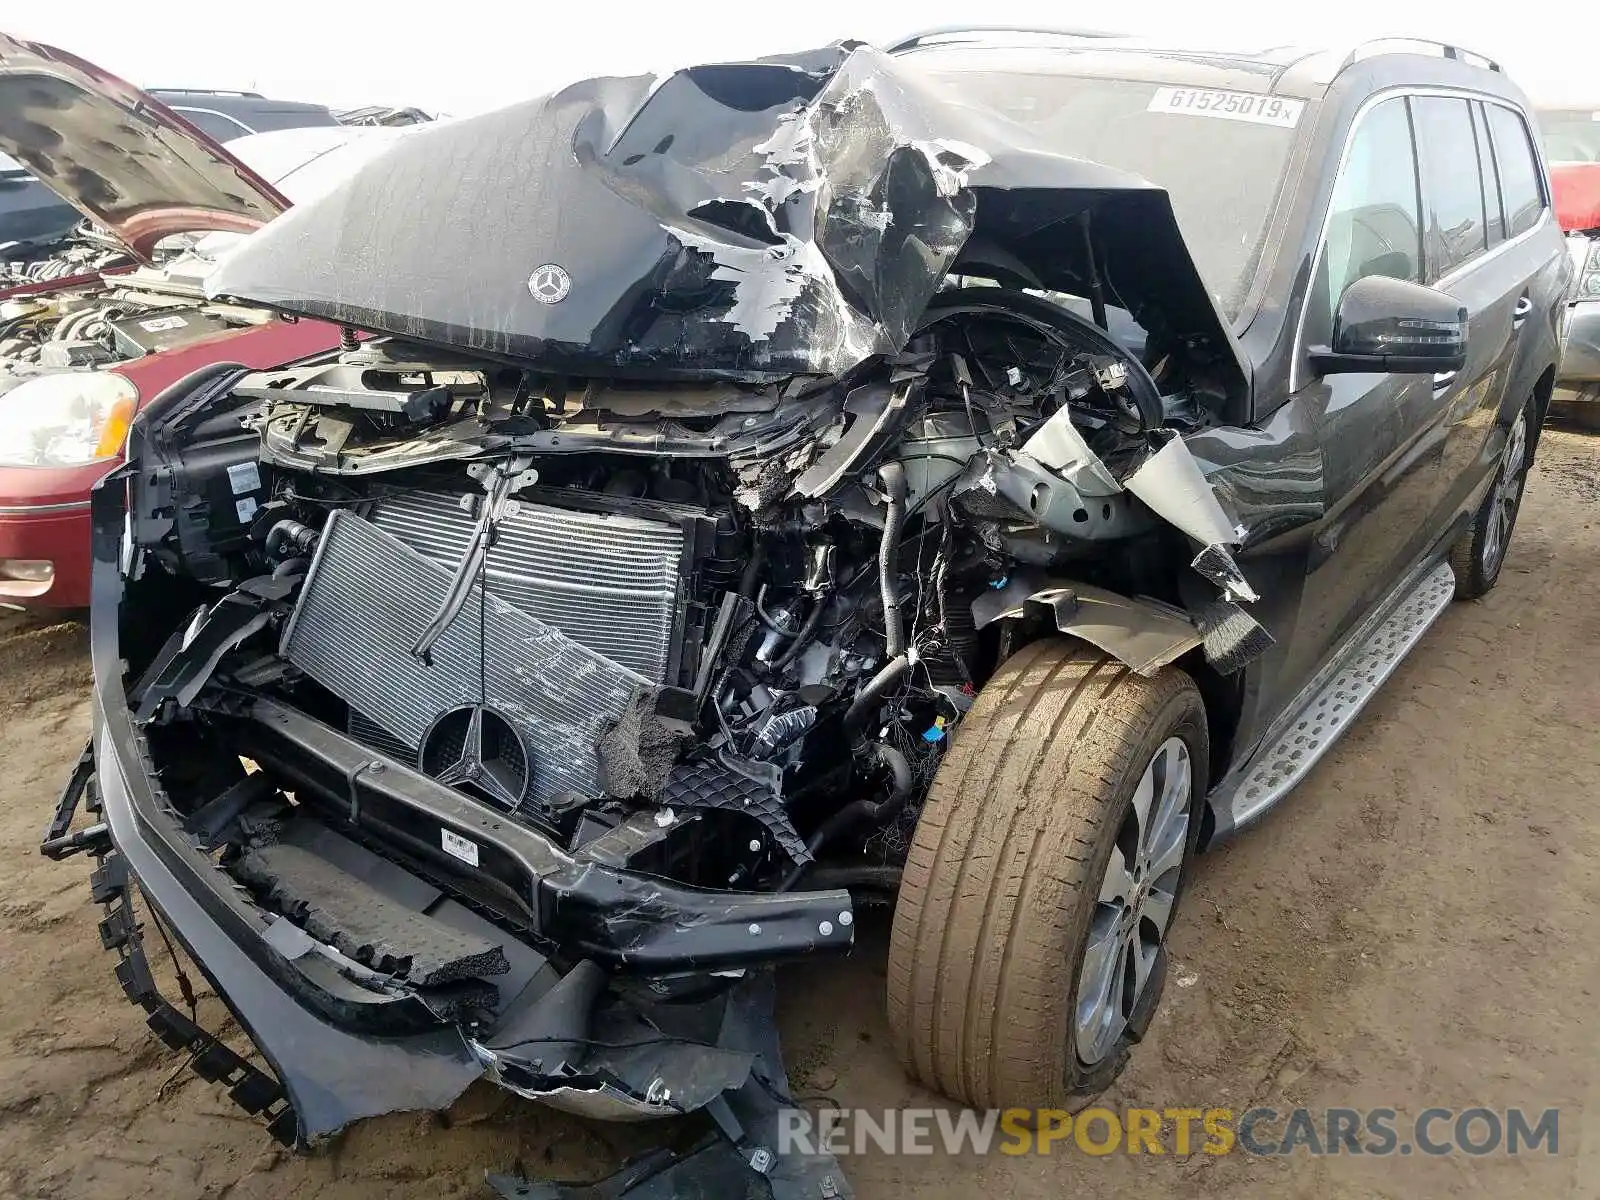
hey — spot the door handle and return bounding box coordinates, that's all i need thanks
[1432,370,1458,391]
[1512,294,1532,330]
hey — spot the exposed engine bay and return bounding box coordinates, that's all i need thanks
[0,231,123,290]
[122,278,1265,962]
[0,245,269,391]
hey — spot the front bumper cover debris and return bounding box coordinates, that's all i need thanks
[486,975,852,1200]
[49,470,859,1194]
[44,747,298,1145]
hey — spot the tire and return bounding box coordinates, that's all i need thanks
[886,638,1208,1111]
[1449,396,1534,600]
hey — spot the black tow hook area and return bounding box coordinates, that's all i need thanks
[487,973,854,1200]
[40,740,109,861]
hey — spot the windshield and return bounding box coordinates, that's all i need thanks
[918,68,1299,319]
[1539,109,1600,163]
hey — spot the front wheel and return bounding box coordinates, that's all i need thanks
[1449,399,1534,600]
[886,639,1208,1110]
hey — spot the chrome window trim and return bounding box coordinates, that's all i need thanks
[1290,86,1551,392]
[170,106,258,139]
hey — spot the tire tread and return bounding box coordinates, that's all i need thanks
[887,638,1203,1109]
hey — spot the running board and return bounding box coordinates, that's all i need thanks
[1208,560,1457,839]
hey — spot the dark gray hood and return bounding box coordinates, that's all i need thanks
[208,41,1244,384]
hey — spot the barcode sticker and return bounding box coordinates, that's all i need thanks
[226,461,261,495]
[441,828,480,867]
[1149,87,1304,128]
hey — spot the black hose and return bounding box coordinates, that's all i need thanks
[1080,210,1109,332]
[769,599,826,672]
[264,518,319,559]
[804,746,912,858]
[841,654,910,740]
[782,744,915,889]
[877,461,908,658]
[753,583,798,638]
[738,541,766,599]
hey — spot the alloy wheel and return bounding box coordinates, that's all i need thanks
[1481,410,1528,578]
[1075,736,1191,1066]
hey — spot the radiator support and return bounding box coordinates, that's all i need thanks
[282,508,653,812]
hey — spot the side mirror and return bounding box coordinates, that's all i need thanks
[1309,274,1468,376]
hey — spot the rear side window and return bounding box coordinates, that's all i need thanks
[1310,96,1421,341]
[1411,96,1487,279]
[1486,104,1545,237]
[1471,102,1505,246]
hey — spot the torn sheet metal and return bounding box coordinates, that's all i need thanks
[206,43,1245,388]
[1123,433,1260,603]
[1190,544,1261,605]
[1017,405,1124,496]
[1123,434,1241,547]
[972,575,1203,676]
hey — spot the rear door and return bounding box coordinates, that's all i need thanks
[1271,94,1446,702]
[1411,96,1526,531]
[1432,100,1563,524]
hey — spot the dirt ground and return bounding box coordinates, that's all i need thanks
[2,430,1598,1200]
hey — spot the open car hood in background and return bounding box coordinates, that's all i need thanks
[207,41,1247,386]
[0,33,288,262]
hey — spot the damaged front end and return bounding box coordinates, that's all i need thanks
[54,40,1273,1200]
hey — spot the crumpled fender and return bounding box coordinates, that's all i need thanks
[972,574,1204,676]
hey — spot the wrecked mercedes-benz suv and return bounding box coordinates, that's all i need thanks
[47,31,1565,1200]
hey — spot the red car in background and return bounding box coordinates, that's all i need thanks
[0,35,409,608]
[1537,106,1600,425]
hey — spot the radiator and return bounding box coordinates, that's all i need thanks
[367,490,687,683]
[282,508,650,808]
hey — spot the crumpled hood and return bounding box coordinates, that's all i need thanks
[208,41,1245,383]
[0,34,288,262]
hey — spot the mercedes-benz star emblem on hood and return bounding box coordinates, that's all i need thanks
[528,263,571,304]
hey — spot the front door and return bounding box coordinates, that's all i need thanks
[1270,94,1452,707]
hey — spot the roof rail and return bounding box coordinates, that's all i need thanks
[147,87,266,98]
[885,25,1129,54]
[1339,37,1501,74]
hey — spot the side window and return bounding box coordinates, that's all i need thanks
[1411,96,1487,279]
[172,107,254,144]
[1308,96,1421,343]
[1485,104,1545,237]
[1471,102,1505,246]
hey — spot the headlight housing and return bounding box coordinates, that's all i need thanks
[1581,239,1600,299]
[0,372,139,468]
